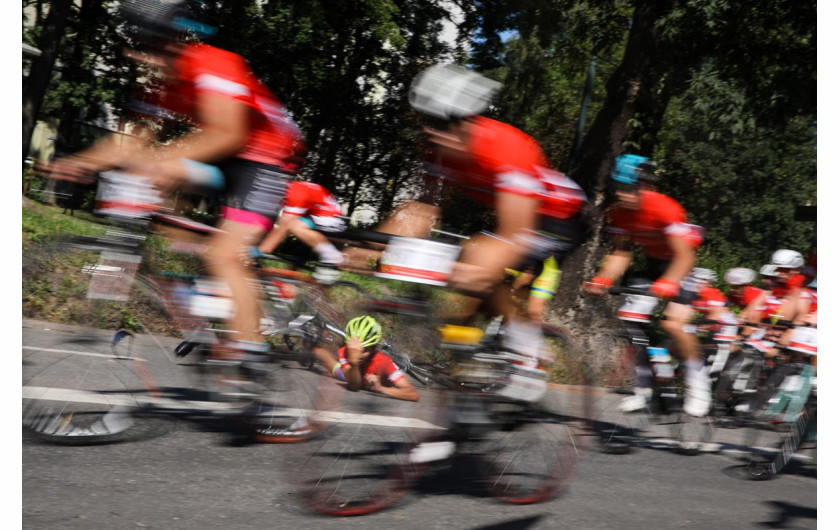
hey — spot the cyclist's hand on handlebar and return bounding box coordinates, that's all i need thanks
[127,159,188,193]
[41,157,97,185]
[583,276,613,295]
[650,278,680,299]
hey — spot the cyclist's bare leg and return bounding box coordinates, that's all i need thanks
[206,219,267,349]
[661,301,701,361]
[526,296,549,323]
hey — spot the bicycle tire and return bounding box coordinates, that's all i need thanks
[593,336,649,454]
[287,377,436,515]
[737,362,815,480]
[22,330,169,445]
[479,326,594,503]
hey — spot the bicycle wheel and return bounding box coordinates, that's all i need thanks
[473,401,591,504]
[287,382,439,515]
[593,337,650,454]
[737,363,815,480]
[22,329,163,444]
[480,326,594,503]
[711,348,763,424]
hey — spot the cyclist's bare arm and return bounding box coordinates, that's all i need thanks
[342,338,366,391]
[135,91,250,190]
[342,200,440,270]
[739,291,768,334]
[44,123,156,182]
[584,239,632,294]
[660,234,696,284]
[365,374,419,402]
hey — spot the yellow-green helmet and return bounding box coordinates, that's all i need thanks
[345,316,382,347]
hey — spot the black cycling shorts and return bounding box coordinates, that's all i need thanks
[217,158,291,230]
[516,213,587,274]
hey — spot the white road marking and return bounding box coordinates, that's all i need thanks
[22,346,147,362]
[22,386,445,430]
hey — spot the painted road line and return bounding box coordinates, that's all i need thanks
[22,386,445,430]
[22,345,147,362]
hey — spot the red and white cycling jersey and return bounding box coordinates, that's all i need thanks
[282,181,342,218]
[728,285,767,312]
[132,43,306,170]
[691,286,727,314]
[337,347,406,386]
[607,190,704,260]
[804,288,817,326]
[771,274,806,300]
[424,116,586,220]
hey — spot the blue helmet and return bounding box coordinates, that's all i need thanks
[612,154,656,185]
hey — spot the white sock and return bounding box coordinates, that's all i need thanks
[313,242,343,265]
[683,358,707,386]
[502,319,544,362]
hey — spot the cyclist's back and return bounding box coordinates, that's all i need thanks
[608,190,703,261]
[424,115,586,222]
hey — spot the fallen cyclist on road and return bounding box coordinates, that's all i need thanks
[311,316,420,402]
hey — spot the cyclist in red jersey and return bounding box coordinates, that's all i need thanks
[369,64,588,403]
[724,268,769,334]
[257,181,346,265]
[766,249,810,324]
[311,317,419,402]
[685,268,727,321]
[46,0,305,361]
[804,278,817,327]
[584,154,711,416]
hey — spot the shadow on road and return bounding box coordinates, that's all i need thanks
[756,500,817,528]
[471,515,545,530]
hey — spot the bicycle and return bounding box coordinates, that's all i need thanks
[592,285,716,455]
[726,321,817,480]
[22,172,344,444]
[277,238,594,516]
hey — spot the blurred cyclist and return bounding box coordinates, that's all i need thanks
[311,316,419,402]
[506,256,563,323]
[724,267,768,336]
[584,154,710,416]
[371,64,588,403]
[765,249,810,324]
[684,268,726,321]
[46,0,306,363]
[257,180,346,265]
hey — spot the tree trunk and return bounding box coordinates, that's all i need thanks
[551,1,672,368]
[22,0,74,164]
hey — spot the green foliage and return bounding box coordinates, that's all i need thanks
[22,199,106,249]
[657,74,816,272]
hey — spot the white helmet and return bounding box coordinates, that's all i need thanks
[409,64,501,120]
[689,267,717,283]
[759,264,778,277]
[770,249,804,269]
[724,267,756,286]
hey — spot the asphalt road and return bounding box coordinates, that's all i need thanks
[22,321,817,529]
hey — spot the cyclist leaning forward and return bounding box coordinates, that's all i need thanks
[47,0,306,362]
[584,155,710,416]
[371,64,588,403]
